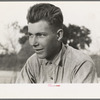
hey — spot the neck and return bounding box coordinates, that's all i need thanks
[46,43,62,61]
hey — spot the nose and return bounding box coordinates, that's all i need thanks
[29,35,39,47]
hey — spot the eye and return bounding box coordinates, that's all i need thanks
[27,32,34,38]
[28,32,33,36]
[36,33,47,37]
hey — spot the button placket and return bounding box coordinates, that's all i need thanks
[47,63,55,83]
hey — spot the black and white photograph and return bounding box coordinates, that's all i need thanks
[0,1,100,98]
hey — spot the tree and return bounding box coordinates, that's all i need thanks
[62,24,92,49]
[0,43,9,54]
[0,21,24,71]
[19,26,28,45]
[0,21,23,54]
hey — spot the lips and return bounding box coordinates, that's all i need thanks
[34,49,44,53]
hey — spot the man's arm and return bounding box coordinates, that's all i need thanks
[16,60,36,83]
[71,61,98,83]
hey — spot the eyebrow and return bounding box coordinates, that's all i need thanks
[28,32,47,35]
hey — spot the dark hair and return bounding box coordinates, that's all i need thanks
[27,3,63,29]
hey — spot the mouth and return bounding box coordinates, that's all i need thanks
[34,49,44,53]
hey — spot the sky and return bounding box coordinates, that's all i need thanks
[0,1,100,54]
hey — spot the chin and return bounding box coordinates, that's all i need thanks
[37,54,46,59]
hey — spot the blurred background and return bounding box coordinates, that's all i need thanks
[0,1,100,83]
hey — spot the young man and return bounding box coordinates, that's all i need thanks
[16,3,98,83]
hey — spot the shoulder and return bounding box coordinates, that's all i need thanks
[63,45,94,72]
[26,53,43,66]
[64,46,97,81]
[28,53,37,61]
[26,53,39,66]
[65,45,94,64]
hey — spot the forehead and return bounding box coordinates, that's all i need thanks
[28,20,53,33]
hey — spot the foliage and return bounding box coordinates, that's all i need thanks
[0,21,22,54]
[19,35,28,45]
[19,26,28,45]
[62,24,92,49]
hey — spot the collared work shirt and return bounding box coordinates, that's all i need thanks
[16,44,98,83]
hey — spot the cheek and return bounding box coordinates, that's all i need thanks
[38,38,51,48]
[42,36,57,50]
[29,38,33,46]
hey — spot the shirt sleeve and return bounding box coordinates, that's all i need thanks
[71,61,98,83]
[15,60,36,83]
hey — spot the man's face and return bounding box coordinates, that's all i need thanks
[28,20,59,60]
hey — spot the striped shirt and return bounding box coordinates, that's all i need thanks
[16,44,98,83]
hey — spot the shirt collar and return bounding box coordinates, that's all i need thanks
[42,43,67,66]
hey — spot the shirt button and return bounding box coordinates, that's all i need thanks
[49,62,52,64]
[50,77,53,80]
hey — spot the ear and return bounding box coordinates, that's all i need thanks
[57,29,63,41]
